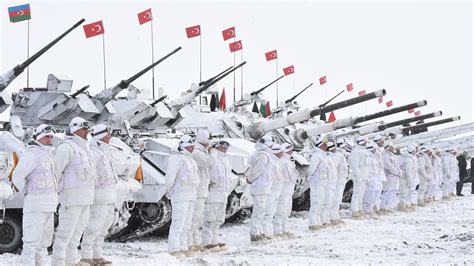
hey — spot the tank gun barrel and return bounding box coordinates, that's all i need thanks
[353,100,427,125]
[71,85,90,98]
[379,111,442,130]
[401,116,461,135]
[198,66,233,87]
[285,83,313,104]
[250,75,285,96]
[94,46,182,105]
[150,95,167,107]
[310,89,386,117]
[246,89,386,141]
[0,18,85,92]
[392,122,474,148]
[169,61,246,109]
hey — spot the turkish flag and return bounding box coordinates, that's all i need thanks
[83,20,104,38]
[265,50,278,61]
[408,108,415,114]
[358,90,366,96]
[222,26,235,41]
[137,8,153,25]
[186,25,201,38]
[346,83,353,92]
[415,111,421,117]
[328,111,336,123]
[283,65,294,76]
[378,96,384,104]
[319,76,327,85]
[219,88,226,110]
[386,100,393,108]
[229,40,242,52]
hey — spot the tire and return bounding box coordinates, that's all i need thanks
[225,192,242,223]
[0,213,22,254]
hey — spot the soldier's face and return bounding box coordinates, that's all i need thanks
[38,135,53,146]
[75,128,89,140]
[101,134,112,144]
[185,146,195,153]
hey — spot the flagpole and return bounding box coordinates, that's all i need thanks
[233,36,236,103]
[102,34,107,90]
[276,58,279,107]
[240,48,244,100]
[293,75,295,95]
[150,18,155,99]
[199,33,202,105]
[199,33,202,83]
[26,19,30,88]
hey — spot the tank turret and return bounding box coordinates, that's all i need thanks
[0,19,85,113]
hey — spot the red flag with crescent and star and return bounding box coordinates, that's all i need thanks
[83,21,104,38]
[222,26,235,41]
[319,76,327,85]
[386,100,393,108]
[283,65,294,76]
[229,40,242,52]
[346,83,354,92]
[137,8,153,25]
[186,25,201,38]
[358,90,366,96]
[265,50,278,61]
[378,96,384,104]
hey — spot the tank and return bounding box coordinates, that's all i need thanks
[10,47,182,129]
[0,19,85,113]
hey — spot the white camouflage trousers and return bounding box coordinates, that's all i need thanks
[250,194,268,236]
[52,205,90,266]
[350,179,367,213]
[168,200,195,252]
[201,202,226,246]
[81,203,115,260]
[188,197,206,246]
[309,180,326,227]
[20,211,55,266]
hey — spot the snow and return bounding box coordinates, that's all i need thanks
[1,185,473,265]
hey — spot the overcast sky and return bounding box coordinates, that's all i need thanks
[1,1,472,130]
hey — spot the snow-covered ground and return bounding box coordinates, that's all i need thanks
[1,185,473,265]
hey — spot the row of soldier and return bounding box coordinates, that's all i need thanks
[11,117,120,266]
[9,115,467,264]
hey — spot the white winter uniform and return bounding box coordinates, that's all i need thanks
[308,148,330,227]
[411,155,420,205]
[349,145,370,214]
[166,149,199,253]
[323,153,337,224]
[417,154,429,203]
[362,151,383,213]
[189,143,214,246]
[398,153,417,207]
[273,153,297,235]
[247,143,274,236]
[330,148,348,221]
[442,153,457,198]
[381,150,402,210]
[202,149,234,246]
[81,140,118,260]
[430,154,443,198]
[12,142,58,266]
[263,153,283,237]
[373,146,386,210]
[52,135,96,266]
[420,153,434,201]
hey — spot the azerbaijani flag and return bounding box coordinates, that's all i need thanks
[8,4,31,23]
